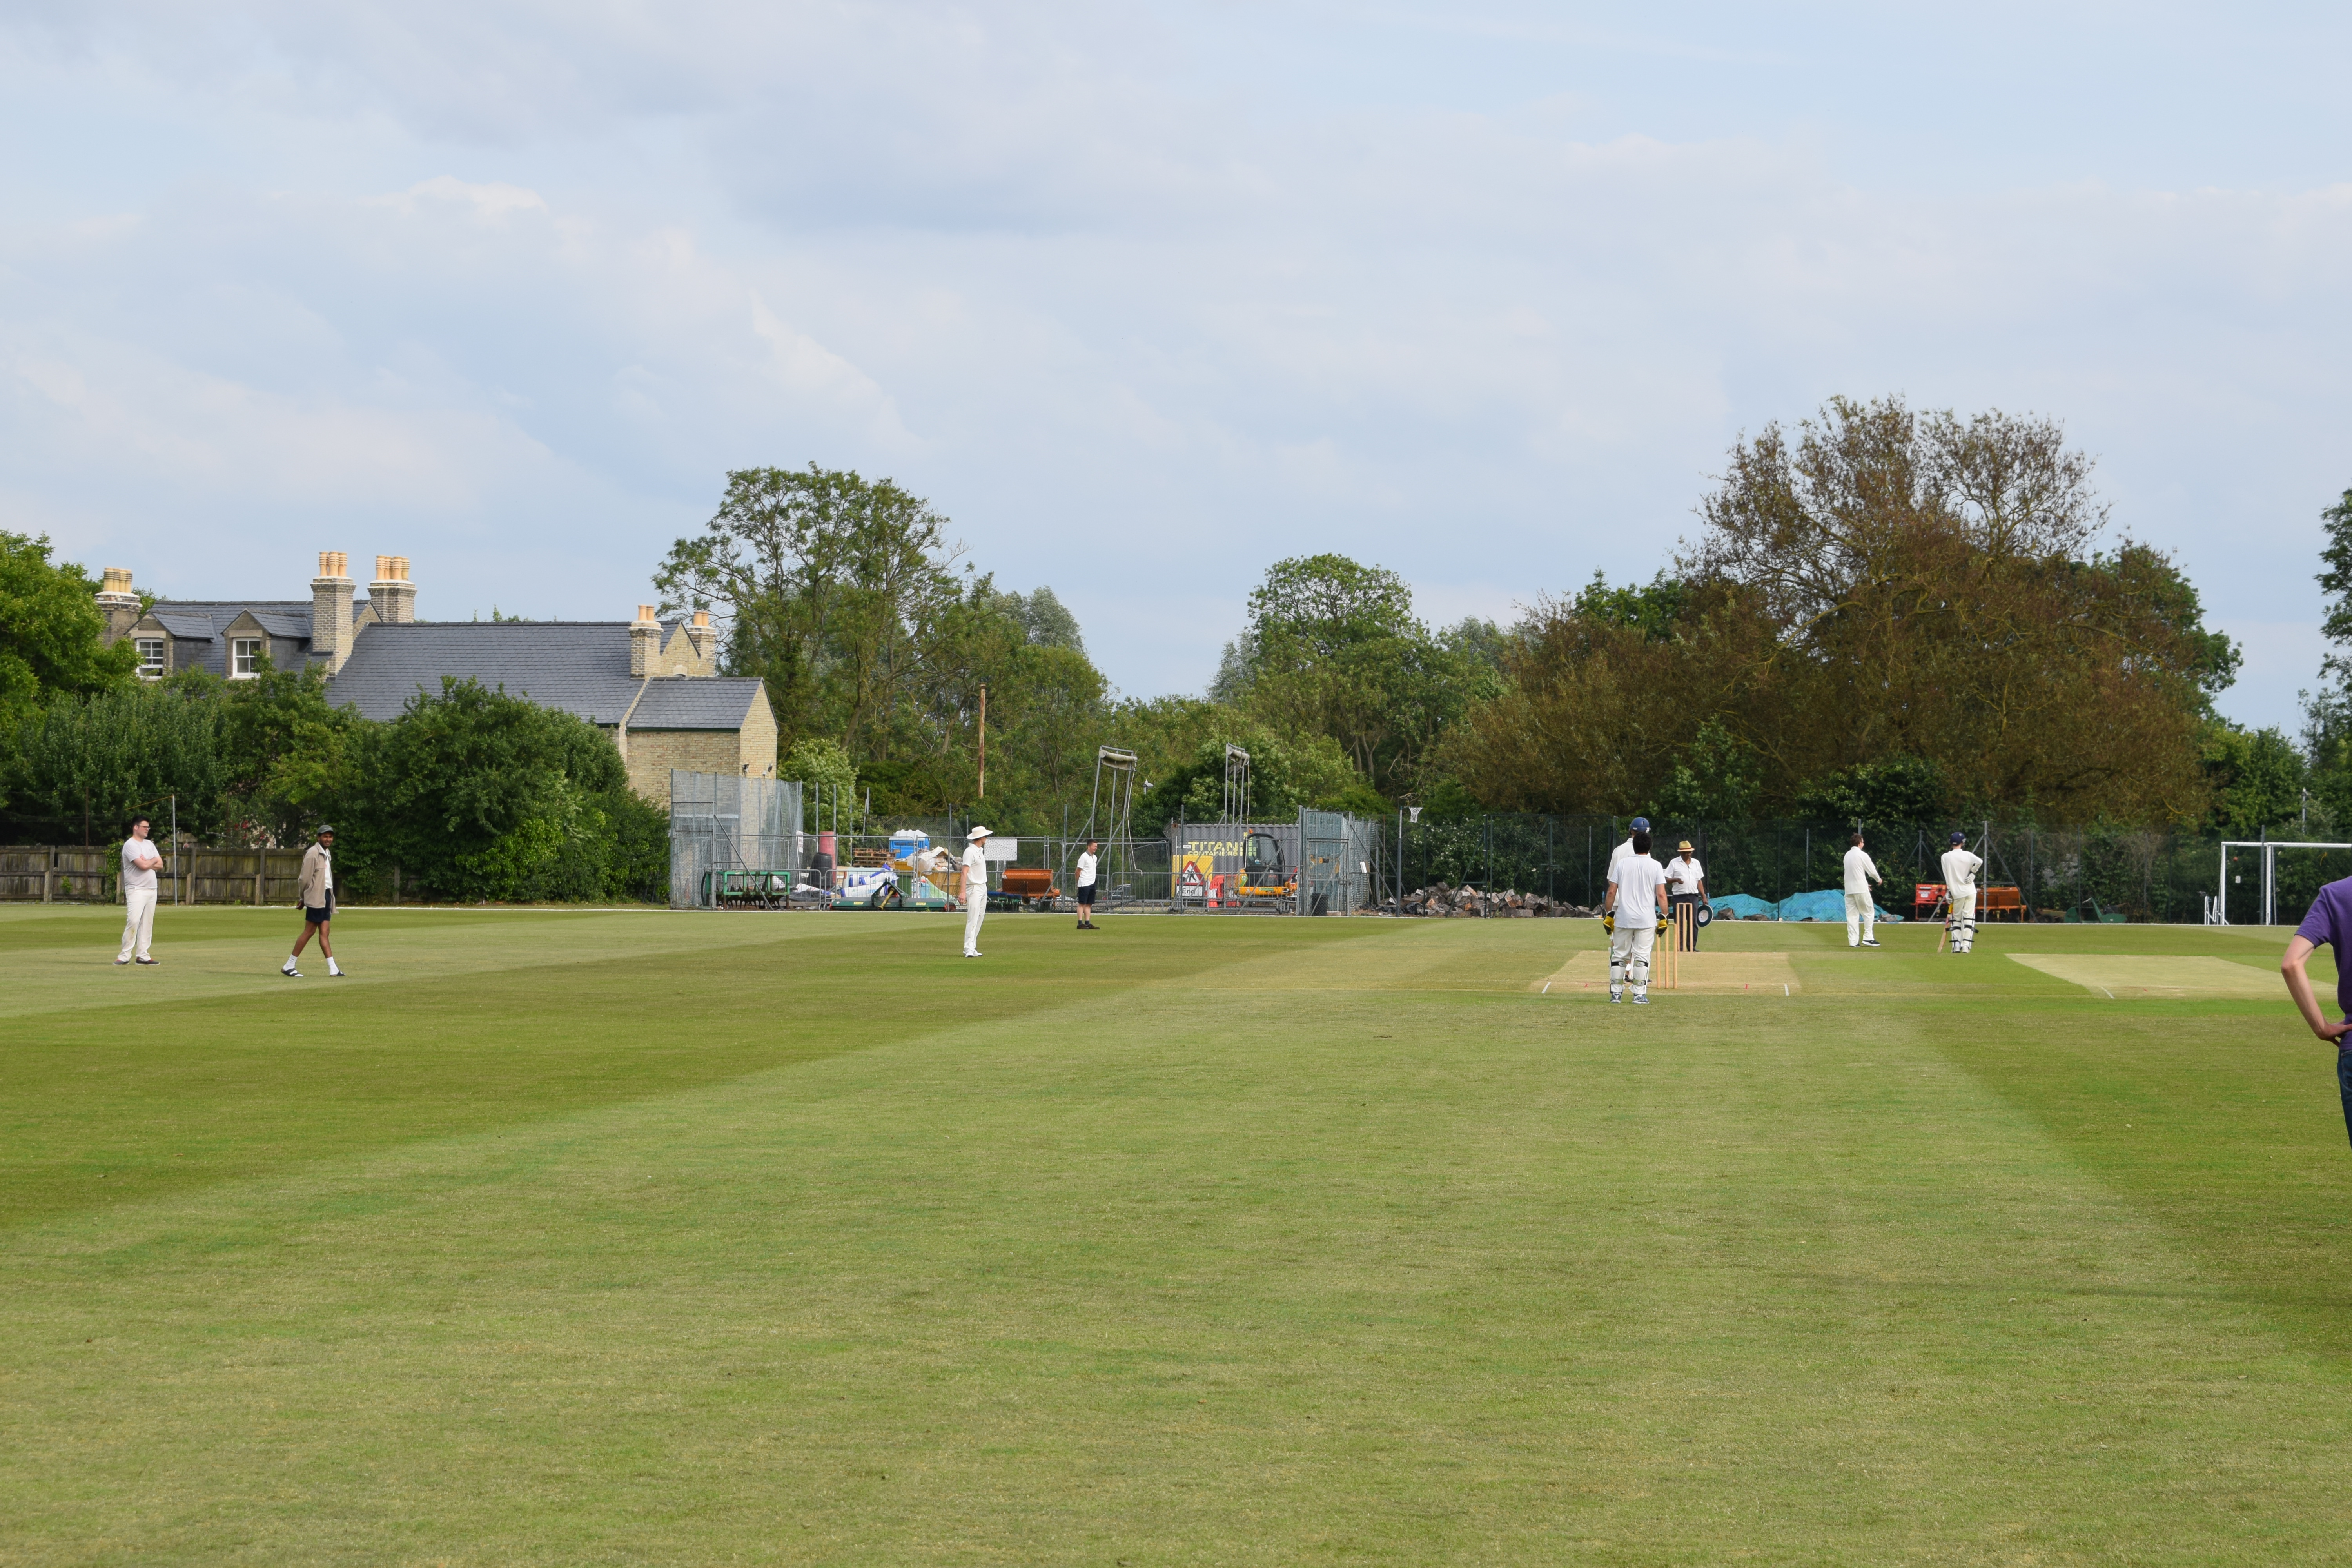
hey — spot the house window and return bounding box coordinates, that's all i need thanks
[231,637,263,677]
[134,639,165,678]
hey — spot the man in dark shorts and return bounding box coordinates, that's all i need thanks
[2281,875,2352,1144]
[283,824,345,978]
[1074,839,1099,929]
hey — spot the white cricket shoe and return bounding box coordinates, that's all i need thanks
[1862,939,1881,947]
[281,961,302,978]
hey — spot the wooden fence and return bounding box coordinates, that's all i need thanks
[0,845,310,906]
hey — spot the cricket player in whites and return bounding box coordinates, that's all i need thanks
[1604,828,1670,1004]
[1940,829,1984,954]
[1843,831,1884,948]
[961,826,992,958]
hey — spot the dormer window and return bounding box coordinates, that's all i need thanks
[231,637,263,677]
[134,639,165,678]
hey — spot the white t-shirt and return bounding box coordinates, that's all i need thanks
[1940,847,1983,893]
[1842,846,1880,896]
[1076,851,1098,888]
[1606,836,1638,880]
[962,843,988,893]
[1611,853,1667,929]
[1666,854,1704,895]
[320,848,333,893]
[120,836,159,893]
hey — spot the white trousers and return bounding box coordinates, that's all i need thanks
[1949,887,1976,951]
[1845,891,1875,946]
[118,886,156,961]
[1608,923,1655,997]
[963,895,987,956]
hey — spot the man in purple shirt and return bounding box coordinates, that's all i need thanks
[2282,876,2352,1145]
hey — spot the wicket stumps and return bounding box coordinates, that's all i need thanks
[1655,901,1698,991]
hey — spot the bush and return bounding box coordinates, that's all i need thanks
[343,679,668,903]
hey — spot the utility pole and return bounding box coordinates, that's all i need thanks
[977,685,987,800]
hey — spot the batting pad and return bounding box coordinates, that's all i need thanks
[2007,954,2279,1000]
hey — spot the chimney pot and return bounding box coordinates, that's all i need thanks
[630,606,661,676]
[95,567,141,643]
[311,550,357,672]
[368,551,418,624]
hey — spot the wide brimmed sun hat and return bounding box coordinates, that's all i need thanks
[1678,840,1694,853]
[967,824,992,840]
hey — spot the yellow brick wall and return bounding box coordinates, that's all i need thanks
[737,687,779,779]
[624,730,747,806]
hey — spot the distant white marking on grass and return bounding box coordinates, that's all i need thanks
[1541,980,1552,994]
[2102,987,2114,999]
[1783,984,1789,996]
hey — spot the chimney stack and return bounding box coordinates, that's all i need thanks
[94,567,141,644]
[369,554,417,624]
[630,604,661,677]
[311,550,356,673]
[686,608,717,673]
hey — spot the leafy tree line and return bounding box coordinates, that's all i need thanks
[652,411,2318,841]
[1448,396,2294,834]
[4,387,2328,904]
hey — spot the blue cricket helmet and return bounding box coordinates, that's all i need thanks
[1631,816,1650,831]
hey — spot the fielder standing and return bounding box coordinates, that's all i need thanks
[1074,839,1099,929]
[961,825,991,958]
[1604,828,1670,1005]
[283,824,344,978]
[114,815,163,967]
[1842,832,1884,949]
[1940,830,1984,954]
[1666,839,1708,950]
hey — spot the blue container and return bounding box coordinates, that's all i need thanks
[887,829,931,861]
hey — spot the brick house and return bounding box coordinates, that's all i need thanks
[95,552,417,680]
[97,554,775,808]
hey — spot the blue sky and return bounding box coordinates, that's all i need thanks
[4,2,2348,728]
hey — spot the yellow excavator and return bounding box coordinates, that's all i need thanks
[1229,829,1297,913]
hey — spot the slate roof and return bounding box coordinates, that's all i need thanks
[630,678,762,730]
[328,621,763,734]
[142,599,340,679]
[148,601,315,642]
[150,612,223,641]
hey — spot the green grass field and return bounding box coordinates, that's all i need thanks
[7,902,2352,1564]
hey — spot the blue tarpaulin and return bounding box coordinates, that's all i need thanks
[1712,889,1903,923]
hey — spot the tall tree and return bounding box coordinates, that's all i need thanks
[655,465,967,760]
[1227,553,1486,799]
[0,531,138,729]
[1454,397,2232,823]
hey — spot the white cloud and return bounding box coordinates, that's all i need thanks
[1,2,2348,717]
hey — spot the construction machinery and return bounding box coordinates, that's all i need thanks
[1229,828,1297,912]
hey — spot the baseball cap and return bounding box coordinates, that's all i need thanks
[1949,830,1965,844]
[316,824,335,836]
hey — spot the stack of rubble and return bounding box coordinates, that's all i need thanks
[1374,883,1597,918]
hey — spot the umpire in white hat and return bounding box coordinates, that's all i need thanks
[961,825,992,958]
